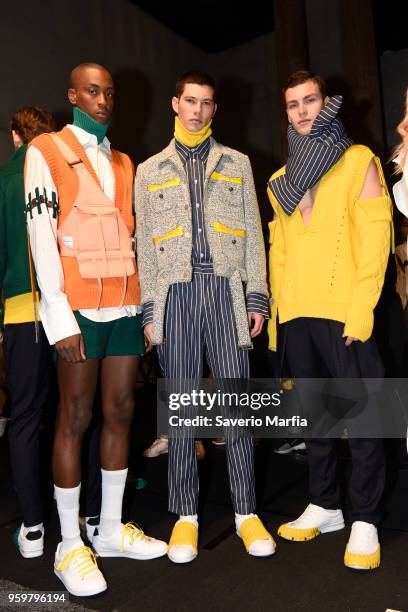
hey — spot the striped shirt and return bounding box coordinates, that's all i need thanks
[175,138,213,273]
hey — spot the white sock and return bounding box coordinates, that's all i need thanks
[98,468,127,539]
[22,523,43,536]
[86,515,99,524]
[178,514,198,527]
[54,484,82,555]
[235,512,256,530]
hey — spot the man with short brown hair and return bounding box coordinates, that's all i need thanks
[267,70,391,570]
[137,70,274,564]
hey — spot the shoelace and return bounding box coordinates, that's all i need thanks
[120,522,150,551]
[56,545,98,578]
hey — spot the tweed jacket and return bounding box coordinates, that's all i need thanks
[135,137,268,348]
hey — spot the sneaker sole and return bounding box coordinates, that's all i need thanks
[274,444,306,455]
[236,530,277,557]
[345,564,379,572]
[143,450,168,458]
[279,521,344,541]
[94,549,167,560]
[248,547,276,557]
[20,548,44,559]
[54,569,107,597]
[168,550,197,564]
[320,521,345,534]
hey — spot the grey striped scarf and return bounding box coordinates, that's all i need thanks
[269,95,353,215]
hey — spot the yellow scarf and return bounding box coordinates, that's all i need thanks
[174,116,212,148]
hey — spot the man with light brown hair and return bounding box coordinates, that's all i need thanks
[268,70,391,570]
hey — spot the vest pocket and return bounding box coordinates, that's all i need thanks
[58,204,135,279]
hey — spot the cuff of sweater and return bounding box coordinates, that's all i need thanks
[246,292,269,318]
[267,303,278,351]
[344,303,374,342]
[142,301,154,327]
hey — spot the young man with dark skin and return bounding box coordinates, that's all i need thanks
[25,63,166,597]
[267,70,392,570]
[136,71,275,563]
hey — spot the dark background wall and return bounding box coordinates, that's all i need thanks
[0,1,281,222]
[1,0,407,224]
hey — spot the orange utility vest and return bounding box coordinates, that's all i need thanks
[29,127,141,310]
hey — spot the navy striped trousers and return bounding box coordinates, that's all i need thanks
[157,273,256,515]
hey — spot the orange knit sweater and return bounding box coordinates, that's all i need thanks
[31,128,140,309]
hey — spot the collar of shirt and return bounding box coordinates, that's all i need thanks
[175,137,211,165]
[67,124,111,156]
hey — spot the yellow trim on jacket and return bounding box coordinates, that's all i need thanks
[213,222,246,237]
[210,172,242,184]
[4,292,40,324]
[147,177,181,192]
[267,144,392,351]
[153,226,184,244]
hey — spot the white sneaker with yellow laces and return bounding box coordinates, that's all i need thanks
[54,543,107,597]
[93,522,167,560]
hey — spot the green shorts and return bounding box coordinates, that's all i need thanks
[74,312,144,360]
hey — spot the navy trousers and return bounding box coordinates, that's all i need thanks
[157,273,256,515]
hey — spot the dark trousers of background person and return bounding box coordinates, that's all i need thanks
[157,274,256,516]
[3,322,53,527]
[80,402,102,519]
[282,317,385,525]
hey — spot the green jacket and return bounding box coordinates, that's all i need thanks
[0,145,34,323]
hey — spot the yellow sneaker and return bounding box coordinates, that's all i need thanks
[278,504,344,541]
[168,520,198,564]
[344,521,380,570]
[237,515,276,557]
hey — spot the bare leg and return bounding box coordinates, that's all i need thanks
[53,358,99,487]
[100,355,140,469]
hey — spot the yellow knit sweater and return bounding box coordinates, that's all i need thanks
[267,144,392,351]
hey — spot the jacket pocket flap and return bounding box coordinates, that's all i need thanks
[210,172,242,184]
[153,226,184,244]
[213,222,246,237]
[147,177,181,192]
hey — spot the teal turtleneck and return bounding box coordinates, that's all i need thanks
[72,107,110,144]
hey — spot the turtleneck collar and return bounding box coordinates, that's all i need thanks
[72,107,110,144]
[174,116,212,148]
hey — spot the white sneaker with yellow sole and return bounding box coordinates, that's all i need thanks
[54,543,107,597]
[93,522,167,560]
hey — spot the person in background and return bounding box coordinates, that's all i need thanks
[0,107,55,558]
[392,88,408,380]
